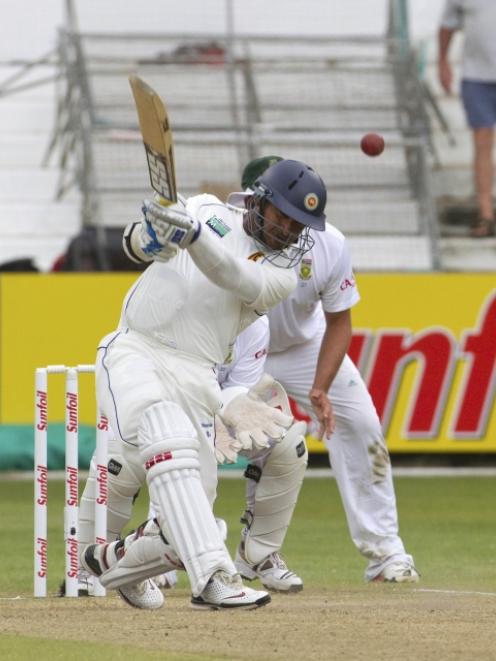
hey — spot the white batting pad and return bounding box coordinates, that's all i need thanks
[100,520,181,590]
[139,401,236,596]
[244,421,308,565]
[138,400,200,457]
[79,437,144,550]
[149,469,236,596]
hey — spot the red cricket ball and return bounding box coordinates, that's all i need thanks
[360,133,385,157]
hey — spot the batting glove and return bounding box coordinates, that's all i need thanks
[139,198,201,258]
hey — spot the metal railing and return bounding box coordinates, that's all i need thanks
[39,0,439,270]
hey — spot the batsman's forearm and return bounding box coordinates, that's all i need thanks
[188,230,296,311]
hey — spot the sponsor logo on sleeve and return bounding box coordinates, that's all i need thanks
[206,215,232,237]
[340,276,356,291]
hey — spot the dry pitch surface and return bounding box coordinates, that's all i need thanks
[2,586,496,660]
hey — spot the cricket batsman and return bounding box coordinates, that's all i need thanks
[80,158,327,609]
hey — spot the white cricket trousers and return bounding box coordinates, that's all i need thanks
[95,329,221,506]
[266,331,414,580]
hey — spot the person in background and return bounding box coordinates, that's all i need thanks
[438,0,496,237]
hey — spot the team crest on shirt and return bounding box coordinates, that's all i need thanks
[206,215,231,237]
[299,258,313,281]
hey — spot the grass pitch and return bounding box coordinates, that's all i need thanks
[1,473,495,659]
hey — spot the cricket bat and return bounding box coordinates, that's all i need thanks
[129,75,177,206]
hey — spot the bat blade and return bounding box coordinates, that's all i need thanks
[129,75,177,205]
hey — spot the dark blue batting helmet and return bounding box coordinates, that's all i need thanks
[252,159,327,231]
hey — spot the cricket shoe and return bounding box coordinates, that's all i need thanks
[117,579,164,610]
[81,543,164,609]
[235,545,303,593]
[372,562,420,583]
[190,570,271,610]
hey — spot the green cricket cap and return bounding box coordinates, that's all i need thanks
[241,155,283,190]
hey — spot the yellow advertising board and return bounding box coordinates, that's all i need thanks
[306,273,496,453]
[0,274,133,427]
[0,272,495,453]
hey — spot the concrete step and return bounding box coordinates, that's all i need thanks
[91,63,400,131]
[0,169,63,200]
[433,131,473,170]
[0,135,54,167]
[0,100,55,134]
[331,199,420,235]
[432,167,473,199]
[89,192,421,236]
[90,131,414,196]
[439,237,496,271]
[0,201,79,235]
[0,65,56,99]
[348,235,433,270]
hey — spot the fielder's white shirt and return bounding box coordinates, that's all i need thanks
[216,315,269,390]
[267,224,360,353]
[119,194,295,366]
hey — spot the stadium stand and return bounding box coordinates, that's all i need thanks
[0,0,492,272]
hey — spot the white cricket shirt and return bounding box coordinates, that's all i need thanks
[267,224,360,353]
[119,195,295,366]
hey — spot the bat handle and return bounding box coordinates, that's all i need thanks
[156,195,173,207]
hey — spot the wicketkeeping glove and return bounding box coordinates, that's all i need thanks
[139,197,201,258]
[219,379,294,452]
[214,416,243,465]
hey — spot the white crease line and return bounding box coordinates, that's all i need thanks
[414,589,496,597]
[0,595,24,600]
[4,467,496,480]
